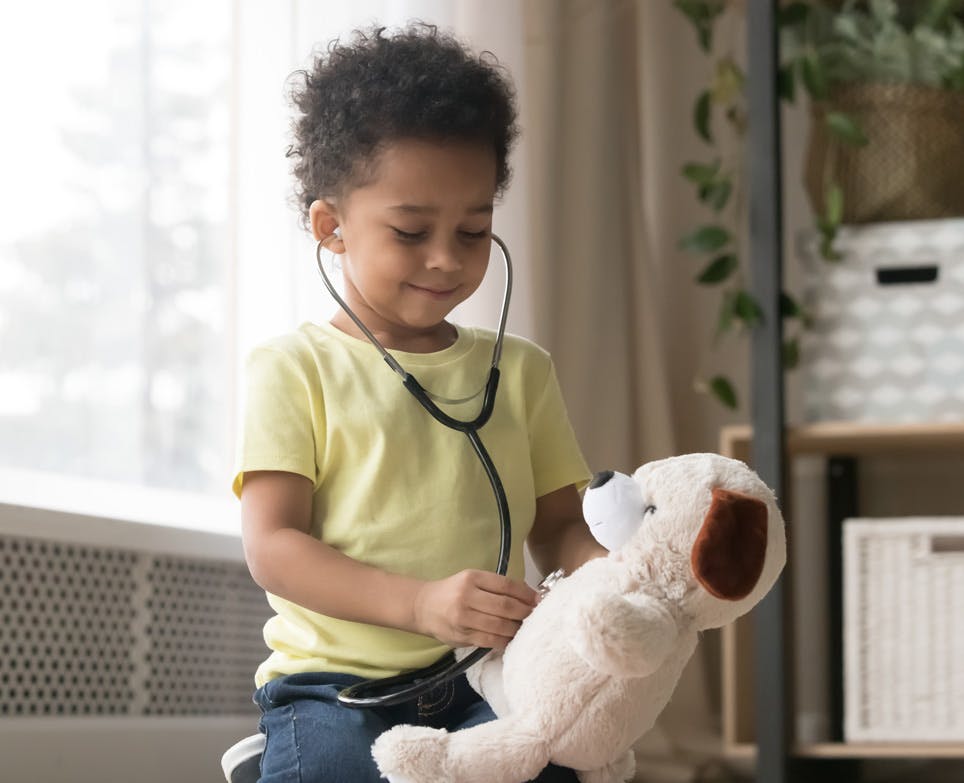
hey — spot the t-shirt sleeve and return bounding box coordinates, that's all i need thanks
[527,358,592,497]
[231,346,320,498]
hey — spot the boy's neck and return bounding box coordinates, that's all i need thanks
[328,313,458,354]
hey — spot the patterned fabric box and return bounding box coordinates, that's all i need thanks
[799,219,964,423]
[844,518,964,742]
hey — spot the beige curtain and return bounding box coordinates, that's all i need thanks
[521,1,746,779]
[522,0,750,469]
[522,0,676,475]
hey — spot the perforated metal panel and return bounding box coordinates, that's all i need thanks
[0,533,269,718]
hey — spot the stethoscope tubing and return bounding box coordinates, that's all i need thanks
[314,232,514,708]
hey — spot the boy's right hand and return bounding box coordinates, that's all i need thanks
[413,570,538,650]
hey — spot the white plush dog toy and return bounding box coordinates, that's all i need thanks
[372,453,787,783]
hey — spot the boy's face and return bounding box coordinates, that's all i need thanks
[329,138,497,347]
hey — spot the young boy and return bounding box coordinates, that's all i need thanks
[235,24,606,782]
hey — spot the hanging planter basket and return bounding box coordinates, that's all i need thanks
[805,83,964,224]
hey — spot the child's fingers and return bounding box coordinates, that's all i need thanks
[469,570,538,607]
[468,586,534,623]
[412,570,539,648]
[469,631,515,651]
[461,608,524,641]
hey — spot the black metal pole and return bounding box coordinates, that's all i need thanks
[827,456,858,742]
[747,1,789,781]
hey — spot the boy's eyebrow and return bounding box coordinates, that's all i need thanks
[388,204,494,215]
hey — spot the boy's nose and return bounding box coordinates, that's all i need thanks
[426,241,463,271]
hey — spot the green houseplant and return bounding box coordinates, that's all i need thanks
[674,0,964,409]
[794,0,964,230]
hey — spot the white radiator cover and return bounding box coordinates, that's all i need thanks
[0,495,271,783]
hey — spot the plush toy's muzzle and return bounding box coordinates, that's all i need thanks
[582,470,645,552]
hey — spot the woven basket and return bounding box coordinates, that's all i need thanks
[804,83,964,224]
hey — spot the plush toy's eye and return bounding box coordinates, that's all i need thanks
[643,505,657,516]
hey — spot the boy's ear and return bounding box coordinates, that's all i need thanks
[309,199,345,252]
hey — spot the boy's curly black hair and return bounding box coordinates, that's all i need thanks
[286,23,519,227]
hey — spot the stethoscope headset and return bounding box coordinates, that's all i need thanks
[314,231,513,708]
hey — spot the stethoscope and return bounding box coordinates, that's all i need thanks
[314,231,513,708]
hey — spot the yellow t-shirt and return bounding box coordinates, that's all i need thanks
[233,321,590,686]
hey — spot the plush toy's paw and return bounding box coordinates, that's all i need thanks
[379,772,418,783]
[570,591,677,678]
[576,750,635,783]
[372,725,450,783]
[374,716,550,783]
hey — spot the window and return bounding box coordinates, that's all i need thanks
[0,0,233,496]
[0,1,525,517]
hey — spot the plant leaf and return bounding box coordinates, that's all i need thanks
[706,181,733,211]
[818,225,842,262]
[825,182,844,226]
[825,111,869,146]
[725,108,747,138]
[694,90,712,143]
[800,51,829,100]
[709,375,739,409]
[697,254,739,284]
[780,292,802,319]
[678,225,732,253]
[697,179,733,211]
[780,292,815,327]
[734,290,765,328]
[673,0,725,52]
[682,160,721,185]
[778,63,797,103]
[918,0,957,28]
[712,58,745,105]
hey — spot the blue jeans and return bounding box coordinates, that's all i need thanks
[254,670,578,783]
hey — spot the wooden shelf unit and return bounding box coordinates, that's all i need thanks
[721,422,964,462]
[719,421,964,764]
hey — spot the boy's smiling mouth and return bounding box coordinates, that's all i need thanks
[408,283,460,299]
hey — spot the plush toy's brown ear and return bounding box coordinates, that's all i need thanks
[691,488,768,601]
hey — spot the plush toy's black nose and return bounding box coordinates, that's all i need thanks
[589,470,615,489]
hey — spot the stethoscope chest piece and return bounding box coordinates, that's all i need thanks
[537,568,567,601]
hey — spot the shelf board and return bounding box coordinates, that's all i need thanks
[800,742,964,759]
[724,741,964,761]
[721,421,964,460]
[723,742,756,760]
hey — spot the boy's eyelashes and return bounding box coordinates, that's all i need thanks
[390,226,490,242]
[391,227,428,241]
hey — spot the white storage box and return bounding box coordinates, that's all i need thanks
[843,517,964,742]
[799,219,964,423]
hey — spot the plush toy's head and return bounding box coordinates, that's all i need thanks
[583,453,786,630]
